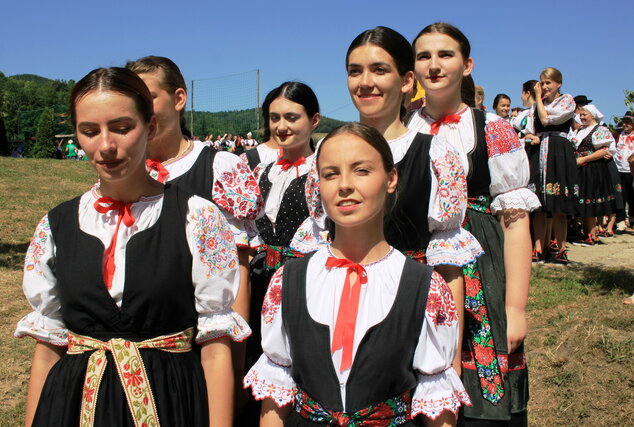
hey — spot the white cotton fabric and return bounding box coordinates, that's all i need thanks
[244,246,470,419]
[615,132,634,173]
[408,107,541,214]
[568,125,615,150]
[15,188,250,345]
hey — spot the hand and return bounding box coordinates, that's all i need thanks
[526,134,540,145]
[576,157,585,166]
[533,82,542,99]
[506,307,527,353]
[603,150,613,160]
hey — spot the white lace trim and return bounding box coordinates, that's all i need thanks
[491,187,541,214]
[243,361,296,407]
[14,312,68,346]
[426,228,484,266]
[196,310,251,343]
[411,368,471,419]
[411,389,472,419]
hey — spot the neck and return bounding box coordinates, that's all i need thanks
[281,143,312,162]
[360,113,408,141]
[264,139,279,149]
[525,99,536,108]
[545,92,560,104]
[99,168,163,203]
[330,216,390,264]
[424,95,464,120]
[147,126,189,161]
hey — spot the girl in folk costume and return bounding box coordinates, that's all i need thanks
[407,23,540,426]
[246,81,328,366]
[241,90,283,171]
[16,68,249,427]
[245,122,470,426]
[344,26,484,373]
[524,67,579,263]
[568,104,619,243]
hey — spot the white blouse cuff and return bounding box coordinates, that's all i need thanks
[426,228,484,266]
[491,188,541,214]
[243,355,296,407]
[411,368,471,420]
[288,216,330,254]
[196,310,251,344]
[14,311,68,346]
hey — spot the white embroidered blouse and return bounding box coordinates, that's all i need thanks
[408,107,541,214]
[568,125,616,150]
[243,246,470,420]
[15,187,251,346]
[147,140,263,248]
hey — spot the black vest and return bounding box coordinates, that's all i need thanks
[533,106,571,134]
[255,163,309,247]
[245,148,261,171]
[467,108,492,198]
[47,185,196,341]
[282,254,432,413]
[576,125,600,154]
[385,132,433,251]
[169,145,218,202]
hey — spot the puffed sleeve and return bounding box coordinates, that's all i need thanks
[591,126,615,150]
[289,156,330,253]
[15,215,68,346]
[484,116,541,214]
[243,267,296,406]
[544,94,575,126]
[211,151,264,248]
[426,135,483,266]
[411,272,471,419]
[186,196,251,343]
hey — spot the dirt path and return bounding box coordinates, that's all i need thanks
[565,231,634,270]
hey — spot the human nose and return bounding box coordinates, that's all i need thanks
[338,170,354,193]
[359,70,373,88]
[98,130,117,153]
[428,54,440,73]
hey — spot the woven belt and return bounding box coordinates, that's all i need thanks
[294,388,411,426]
[67,328,194,427]
[262,245,305,270]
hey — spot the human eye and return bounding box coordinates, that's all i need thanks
[79,126,99,137]
[269,114,280,122]
[439,50,454,58]
[320,168,338,180]
[416,52,430,60]
[347,66,361,76]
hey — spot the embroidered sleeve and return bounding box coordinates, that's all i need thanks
[484,116,541,213]
[544,94,575,126]
[186,196,251,343]
[411,272,470,419]
[212,151,263,221]
[426,136,483,266]
[591,126,615,149]
[243,266,296,406]
[304,155,326,227]
[15,215,68,346]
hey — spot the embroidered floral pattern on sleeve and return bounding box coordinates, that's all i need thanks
[485,119,523,158]
[190,206,238,278]
[24,215,51,276]
[432,150,466,221]
[243,365,296,407]
[425,272,458,326]
[305,159,325,220]
[213,160,263,220]
[261,267,284,324]
[411,389,471,420]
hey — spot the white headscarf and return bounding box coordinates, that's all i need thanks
[583,104,604,123]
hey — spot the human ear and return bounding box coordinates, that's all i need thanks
[174,87,187,113]
[401,71,415,95]
[463,57,474,77]
[386,167,398,194]
[310,112,321,131]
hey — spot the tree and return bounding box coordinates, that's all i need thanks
[29,108,55,158]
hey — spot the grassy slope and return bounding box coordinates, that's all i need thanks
[0,157,632,426]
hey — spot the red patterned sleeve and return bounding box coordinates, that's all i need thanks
[425,271,458,327]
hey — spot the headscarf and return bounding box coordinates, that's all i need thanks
[582,104,604,123]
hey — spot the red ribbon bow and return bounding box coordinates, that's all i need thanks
[145,159,169,183]
[429,113,461,135]
[276,156,306,177]
[93,197,136,290]
[325,256,368,372]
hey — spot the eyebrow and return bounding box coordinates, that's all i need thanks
[77,117,135,126]
[347,61,391,68]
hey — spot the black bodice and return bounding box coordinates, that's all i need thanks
[467,108,492,198]
[169,145,218,202]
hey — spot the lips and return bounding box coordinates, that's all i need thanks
[427,75,444,82]
[98,159,123,169]
[336,199,360,211]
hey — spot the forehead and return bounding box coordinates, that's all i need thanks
[319,133,382,163]
[137,70,168,92]
[76,90,139,121]
[269,96,307,115]
[348,44,397,66]
[414,32,461,53]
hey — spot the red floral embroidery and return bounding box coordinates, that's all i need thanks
[262,268,284,324]
[485,119,522,158]
[213,159,263,220]
[426,272,458,326]
[124,368,144,387]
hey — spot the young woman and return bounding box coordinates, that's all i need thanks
[245,122,470,426]
[524,67,579,263]
[241,90,282,171]
[492,94,511,121]
[408,22,540,426]
[568,104,618,243]
[16,67,248,427]
[344,26,484,374]
[246,81,328,365]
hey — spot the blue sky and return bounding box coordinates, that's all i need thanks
[2,0,632,124]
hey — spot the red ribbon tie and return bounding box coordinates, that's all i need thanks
[145,159,169,183]
[430,113,461,135]
[276,156,306,177]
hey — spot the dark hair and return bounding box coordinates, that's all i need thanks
[317,122,394,173]
[461,75,476,108]
[412,22,471,60]
[522,80,537,99]
[492,93,511,110]
[346,26,413,121]
[125,55,191,138]
[70,67,153,128]
[263,81,320,149]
